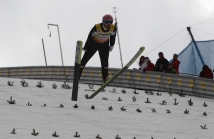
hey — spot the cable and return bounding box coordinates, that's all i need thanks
[145,28,185,56]
[191,29,214,59]
[190,17,214,27]
[191,27,214,37]
[191,29,201,40]
[183,31,188,49]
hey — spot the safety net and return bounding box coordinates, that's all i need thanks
[177,40,214,75]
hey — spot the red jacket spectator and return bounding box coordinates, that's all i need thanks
[171,59,180,74]
[144,60,155,72]
[199,65,213,79]
[170,54,180,74]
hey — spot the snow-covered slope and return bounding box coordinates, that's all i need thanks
[0,77,213,139]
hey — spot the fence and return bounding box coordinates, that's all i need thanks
[0,66,213,98]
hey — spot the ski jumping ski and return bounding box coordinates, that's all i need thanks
[88,46,145,99]
[71,40,83,101]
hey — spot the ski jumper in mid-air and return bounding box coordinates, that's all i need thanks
[79,14,117,82]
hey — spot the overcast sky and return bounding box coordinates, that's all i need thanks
[1,0,214,69]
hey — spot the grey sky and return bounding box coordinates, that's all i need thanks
[1,0,214,69]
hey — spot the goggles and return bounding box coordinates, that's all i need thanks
[103,20,113,25]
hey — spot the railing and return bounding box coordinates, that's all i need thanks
[0,66,213,98]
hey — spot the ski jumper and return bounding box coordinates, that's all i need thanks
[79,23,117,82]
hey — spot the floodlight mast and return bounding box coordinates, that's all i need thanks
[47,24,64,66]
[112,7,123,68]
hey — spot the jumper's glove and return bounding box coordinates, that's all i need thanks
[109,46,114,52]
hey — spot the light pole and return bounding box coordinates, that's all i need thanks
[47,24,64,66]
[112,7,123,68]
[42,38,47,66]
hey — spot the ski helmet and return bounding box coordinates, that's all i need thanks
[102,14,113,24]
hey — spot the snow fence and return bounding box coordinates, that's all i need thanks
[0,66,213,98]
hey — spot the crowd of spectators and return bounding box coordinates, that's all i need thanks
[134,52,213,79]
[134,52,180,74]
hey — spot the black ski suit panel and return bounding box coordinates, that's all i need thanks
[81,42,109,67]
[79,23,117,82]
[83,23,117,50]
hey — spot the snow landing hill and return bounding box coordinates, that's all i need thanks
[0,77,213,139]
